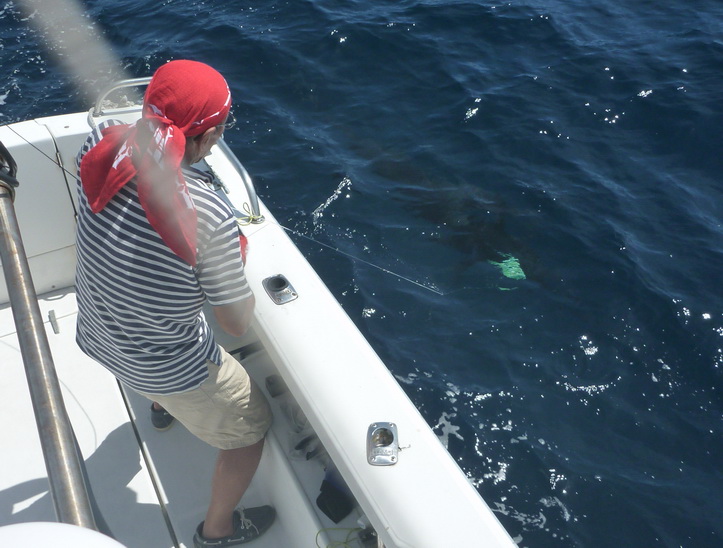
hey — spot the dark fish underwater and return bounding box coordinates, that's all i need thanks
[367,153,547,290]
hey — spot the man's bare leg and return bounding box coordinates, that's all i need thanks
[201,438,265,539]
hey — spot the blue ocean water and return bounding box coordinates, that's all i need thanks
[1,1,721,546]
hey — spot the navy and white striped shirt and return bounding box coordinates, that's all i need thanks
[75,121,251,394]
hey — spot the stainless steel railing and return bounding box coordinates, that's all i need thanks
[0,151,99,531]
[216,139,265,224]
[91,76,151,118]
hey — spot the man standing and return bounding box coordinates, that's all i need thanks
[75,59,274,547]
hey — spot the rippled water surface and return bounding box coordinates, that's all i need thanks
[1,1,721,546]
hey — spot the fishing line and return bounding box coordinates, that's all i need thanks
[6,125,444,296]
[275,222,445,296]
[7,125,81,182]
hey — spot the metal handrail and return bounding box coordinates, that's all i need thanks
[216,139,265,223]
[0,178,98,530]
[91,77,151,117]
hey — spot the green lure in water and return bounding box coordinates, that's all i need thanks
[489,254,526,281]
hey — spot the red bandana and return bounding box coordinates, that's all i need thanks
[79,60,232,267]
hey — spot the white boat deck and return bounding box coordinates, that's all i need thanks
[0,288,344,547]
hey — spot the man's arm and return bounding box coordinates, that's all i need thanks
[212,294,256,337]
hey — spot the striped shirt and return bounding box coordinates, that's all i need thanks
[75,121,251,395]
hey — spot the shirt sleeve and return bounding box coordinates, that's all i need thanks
[195,216,252,306]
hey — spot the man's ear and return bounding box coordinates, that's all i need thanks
[199,126,218,145]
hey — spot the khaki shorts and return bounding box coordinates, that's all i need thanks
[139,347,272,450]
